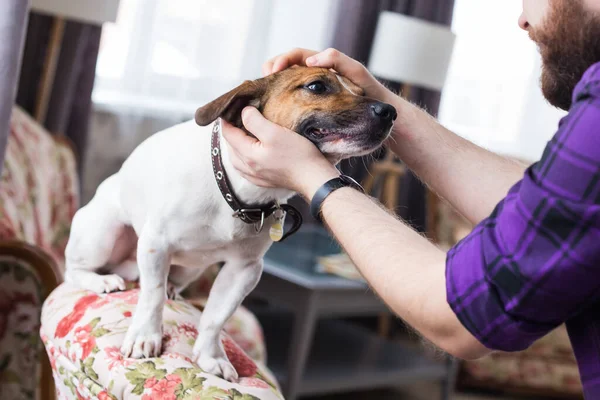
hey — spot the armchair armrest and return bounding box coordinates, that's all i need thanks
[0,240,61,400]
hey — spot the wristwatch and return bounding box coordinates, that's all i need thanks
[310,174,365,223]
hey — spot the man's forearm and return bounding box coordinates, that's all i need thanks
[314,185,489,359]
[386,97,527,225]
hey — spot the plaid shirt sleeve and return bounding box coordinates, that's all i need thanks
[446,62,600,352]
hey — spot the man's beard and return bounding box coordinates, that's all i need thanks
[529,0,600,110]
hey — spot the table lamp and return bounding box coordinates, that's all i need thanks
[368,11,456,96]
[28,0,120,123]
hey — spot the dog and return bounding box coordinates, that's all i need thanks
[64,65,397,381]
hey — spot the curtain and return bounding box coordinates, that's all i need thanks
[338,0,454,233]
[16,12,102,180]
[0,0,29,176]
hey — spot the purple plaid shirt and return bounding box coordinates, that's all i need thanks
[446,61,600,398]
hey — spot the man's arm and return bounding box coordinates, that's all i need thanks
[263,47,527,225]
[300,62,600,357]
[384,98,527,225]
[223,54,600,366]
[315,185,491,360]
[225,93,600,359]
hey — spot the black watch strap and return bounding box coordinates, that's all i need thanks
[310,175,365,223]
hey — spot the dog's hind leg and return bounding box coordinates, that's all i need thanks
[193,259,263,381]
[64,175,133,293]
[166,264,208,300]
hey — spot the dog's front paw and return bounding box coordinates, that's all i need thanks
[121,325,162,359]
[92,274,126,294]
[193,338,238,381]
[195,353,238,382]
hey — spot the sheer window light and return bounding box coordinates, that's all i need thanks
[438,0,567,161]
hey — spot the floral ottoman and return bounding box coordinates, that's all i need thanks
[40,283,283,400]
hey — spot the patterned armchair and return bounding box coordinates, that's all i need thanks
[0,106,283,399]
[0,106,74,400]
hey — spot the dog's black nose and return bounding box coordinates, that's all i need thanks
[371,102,397,122]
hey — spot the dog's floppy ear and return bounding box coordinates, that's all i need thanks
[195,78,269,128]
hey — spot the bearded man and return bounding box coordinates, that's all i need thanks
[221,1,600,397]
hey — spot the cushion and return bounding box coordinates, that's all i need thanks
[41,283,282,400]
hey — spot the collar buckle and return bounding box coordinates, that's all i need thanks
[232,209,266,232]
[232,208,263,219]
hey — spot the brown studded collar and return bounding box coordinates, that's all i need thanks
[210,119,302,241]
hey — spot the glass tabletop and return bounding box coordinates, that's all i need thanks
[263,225,368,289]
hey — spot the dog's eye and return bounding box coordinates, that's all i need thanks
[305,81,327,94]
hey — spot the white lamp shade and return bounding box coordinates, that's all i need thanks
[30,0,120,25]
[368,11,456,91]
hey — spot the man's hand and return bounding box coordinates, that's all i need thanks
[221,107,340,199]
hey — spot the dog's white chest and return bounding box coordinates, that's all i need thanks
[110,119,291,267]
[172,210,269,250]
[170,217,273,267]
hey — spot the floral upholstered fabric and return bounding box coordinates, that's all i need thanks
[0,106,79,271]
[41,283,282,400]
[0,256,46,400]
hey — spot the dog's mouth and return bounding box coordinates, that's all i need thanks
[306,126,356,142]
[298,112,393,157]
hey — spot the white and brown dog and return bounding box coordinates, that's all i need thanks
[64,66,397,381]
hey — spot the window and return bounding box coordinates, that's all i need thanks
[93,0,274,117]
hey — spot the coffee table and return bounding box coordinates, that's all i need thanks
[245,226,457,400]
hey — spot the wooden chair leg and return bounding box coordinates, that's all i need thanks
[34,16,65,124]
[426,188,440,243]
